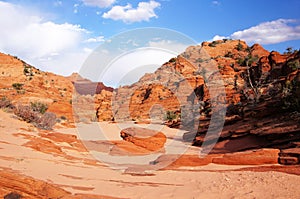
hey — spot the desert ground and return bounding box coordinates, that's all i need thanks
[1,110,300,199]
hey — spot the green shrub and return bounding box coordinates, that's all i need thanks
[285,47,293,54]
[209,41,218,47]
[30,102,48,114]
[237,58,245,66]
[23,67,30,74]
[223,38,228,43]
[236,42,244,51]
[287,60,300,71]
[14,105,56,130]
[182,52,190,59]
[282,79,300,112]
[14,105,38,123]
[224,51,233,58]
[165,110,178,121]
[169,57,177,63]
[12,83,23,90]
[35,112,57,130]
[0,97,13,109]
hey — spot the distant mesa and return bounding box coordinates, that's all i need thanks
[68,73,113,95]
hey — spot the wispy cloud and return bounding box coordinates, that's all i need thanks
[73,3,79,14]
[212,1,221,6]
[102,0,161,23]
[0,1,102,76]
[212,19,300,44]
[53,1,63,7]
[81,0,115,8]
[84,36,105,43]
[148,40,188,53]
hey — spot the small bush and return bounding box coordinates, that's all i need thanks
[14,105,38,123]
[208,41,217,47]
[237,57,246,66]
[225,51,233,58]
[34,112,57,130]
[182,52,190,59]
[287,60,300,71]
[12,83,23,90]
[4,192,22,199]
[14,105,56,130]
[165,110,178,121]
[0,97,13,109]
[282,79,300,112]
[169,57,177,63]
[236,42,244,51]
[23,67,30,74]
[285,47,293,54]
[30,102,48,114]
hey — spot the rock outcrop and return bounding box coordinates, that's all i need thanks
[120,127,167,152]
[91,39,300,165]
[0,169,118,199]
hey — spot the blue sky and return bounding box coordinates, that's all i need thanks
[0,0,300,82]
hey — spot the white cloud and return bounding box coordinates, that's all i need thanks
[212,19,300,44]
[0,1,101,76]
[100,48,176,86]
[54,1,63,7]
[73,4,79,14]
[148,40,188,54]
[212,35,227,41]
[212,1,221,6]
[84,36,105,43]
[102,1,160,23]
[83,48,93,53]
[82,0,115,8]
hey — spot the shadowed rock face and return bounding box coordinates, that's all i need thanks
[180,42,300,165]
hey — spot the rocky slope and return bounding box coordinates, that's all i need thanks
[93,39,300,165]
[0,53,74,122]
[0,53,112,126]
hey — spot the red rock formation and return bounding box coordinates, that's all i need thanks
[0,53,74,123]
[0,169,118,198]
[155,149,279,169]
[120,127,167,152]
[250,44,270,57]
